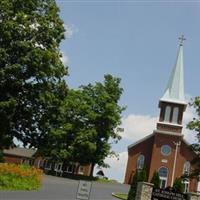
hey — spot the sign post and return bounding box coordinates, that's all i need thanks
[76,180,92,200]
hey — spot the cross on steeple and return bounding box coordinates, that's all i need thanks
[179,35,186,46]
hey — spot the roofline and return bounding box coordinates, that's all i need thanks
[153,129,183,137]
[3,152,33,159]
[159,99,187,106]
[157,121,183,128]
[128,133,155,149]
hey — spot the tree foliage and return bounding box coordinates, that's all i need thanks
[187,97,200,177]
[39,75,125,176]
[0,0,68,149]
[172,178,184,193]
[187,97,200,137]
[151,171,160,188]
[127,169,147,200]
[0,1,125,177]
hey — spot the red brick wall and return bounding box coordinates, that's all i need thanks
[4,155,23,164]
[124,135,154,184]
[124,132,199,192]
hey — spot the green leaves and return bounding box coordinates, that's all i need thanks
[40,74,125,176]
[187,97,200,137]
[0,1,125,178]
[187,96,200,179]
[0,0,67,149]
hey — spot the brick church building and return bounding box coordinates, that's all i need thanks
[124,39,199,193]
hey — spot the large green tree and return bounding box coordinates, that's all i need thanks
[0,0,68,150]
[77,74,125,176]
[40,75,125,176]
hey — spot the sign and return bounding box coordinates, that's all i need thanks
[76,180,92,200]
[151,188,187,200]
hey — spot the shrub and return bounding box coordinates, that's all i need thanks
[127,169,147,200]
[173,177,184,193]
[151,171,161,188]
[0,163,43,190]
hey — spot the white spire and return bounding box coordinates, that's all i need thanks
[160,40,186,105]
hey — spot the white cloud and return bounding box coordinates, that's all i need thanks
[94,151,128,183]
[120,114,158,142]
[182,105,198,144]
[61,51,69,65]
[120,104,198,144]
[64,24,79,39]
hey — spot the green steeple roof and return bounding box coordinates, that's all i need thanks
[160,44,187,105]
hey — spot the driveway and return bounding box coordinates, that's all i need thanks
[0,175,130,200]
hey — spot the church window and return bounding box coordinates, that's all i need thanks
[164,106,171,122]
[183,161,190,176]
[78,166,84,175]
[172,107,179,124]
[137,155,145,169]
[161,145,171,156]
[158,167,168,189]
[182,178,189,193]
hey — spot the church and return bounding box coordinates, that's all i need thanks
[124,38,199,193]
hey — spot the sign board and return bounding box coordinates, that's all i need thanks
[76,180,92,200]
[151,188,187,200]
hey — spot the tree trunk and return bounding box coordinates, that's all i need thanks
[89,163,95,177]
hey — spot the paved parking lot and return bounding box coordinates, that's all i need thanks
[0,175,129,200]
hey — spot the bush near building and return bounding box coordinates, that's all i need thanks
[0,163,43,190]
[127,169,147,200]
[151,171,161,188]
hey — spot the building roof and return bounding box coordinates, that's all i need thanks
[3,147,37,158]
[128,133,154,149]
[128,130,193,152]
[160,44,187,105]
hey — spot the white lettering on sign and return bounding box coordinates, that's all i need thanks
[76,180,92,200]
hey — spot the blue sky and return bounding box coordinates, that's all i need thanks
[56,0,200,182]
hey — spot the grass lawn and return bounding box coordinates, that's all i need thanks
[96,178,118,183]
[112,193,128,200]
[0,163,43,190]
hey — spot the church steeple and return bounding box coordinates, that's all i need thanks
[160,36,186,105]
[157,36,187,134]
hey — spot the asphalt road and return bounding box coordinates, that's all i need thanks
[0,175,130,200]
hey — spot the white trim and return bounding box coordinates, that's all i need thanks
[78,166,84,175]
[128,133,154,149]
[128,129,183,150]
[158,166,169,189]
[159,99,187,106]
[157,121,183,127]
[183,161,190,175]
[137,155,145,169]
[153,129,183,137]
[183,179,190,193]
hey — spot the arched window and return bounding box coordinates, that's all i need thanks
[183,161,190,175]
[182,178,190,193]
[137,155,145,169]
[159,167,168,188]
[172,107,179,124]
[164,106,171,122]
